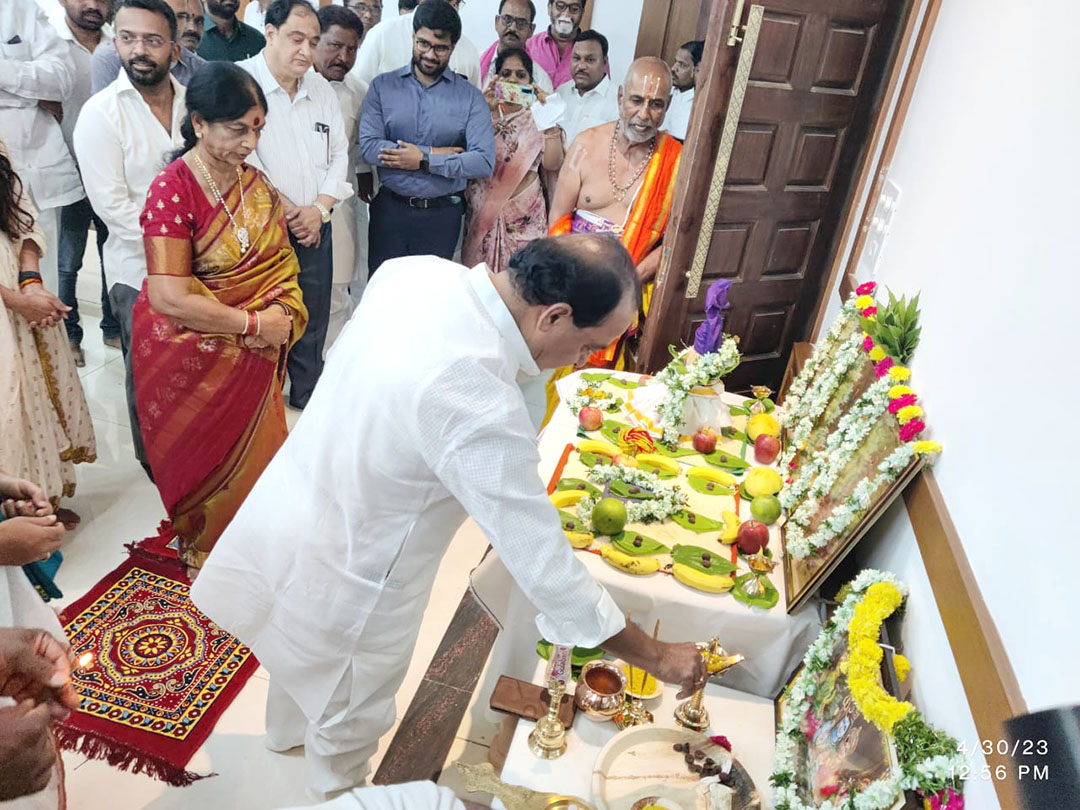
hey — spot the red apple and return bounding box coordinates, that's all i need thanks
[736,520,770,555]
[578,406,603,431]
[754,434,781,464]
[692,427,717,454]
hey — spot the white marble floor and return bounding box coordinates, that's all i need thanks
[47,245,523,808]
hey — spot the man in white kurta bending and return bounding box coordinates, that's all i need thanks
[191,234,706,798]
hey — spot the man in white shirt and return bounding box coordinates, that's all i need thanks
[478,0,553,94]
[46,0,122,366]
[0,0,83,294]
[278,781,464,810]
[555,29,618,145]
[192,234,706,798]
[238,0,353,410]
[351,0,480,87]
[666,39,702,141]
[74,0,187,476]
[314,4,369,351]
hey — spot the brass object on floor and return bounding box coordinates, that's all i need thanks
[455,761,596,810]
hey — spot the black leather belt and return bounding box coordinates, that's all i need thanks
[383,188,463,209]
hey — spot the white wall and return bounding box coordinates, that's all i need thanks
[458,0,644,85]
[819,0,1079,761]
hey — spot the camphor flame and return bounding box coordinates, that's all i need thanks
[75,652,95,671]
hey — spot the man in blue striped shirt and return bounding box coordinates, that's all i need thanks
[358,0,494,275]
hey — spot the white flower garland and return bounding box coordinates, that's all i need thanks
[574,463,688,525]
[566,381,621,416]
[771,571,911,810]
[653,339,741,446]
[781,296,857,423]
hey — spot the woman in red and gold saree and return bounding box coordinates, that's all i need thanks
[463,49,565,273]
[131,63,307,571]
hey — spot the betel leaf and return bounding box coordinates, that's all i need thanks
[688,477,733,496]
[536,640,606,670]
[600,419,631,445]
[655,443,698,458]
[732,572,779,610]
[671,510,725,533]
[721,426,751,445]
[579,451,612,468]
[558,510,586,532]
[609,479,657,500]
[638,460,678,479]
[671,544,735,575]
[704,450,750,471]
[580,372,612,384]
[611,531,669,555]
[607,377,643,390]
[556,477,601,497]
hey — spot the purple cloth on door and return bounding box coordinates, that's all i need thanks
[693,279,732,355]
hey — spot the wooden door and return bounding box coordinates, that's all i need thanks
[639,0,909,393]
[635,0,714,64]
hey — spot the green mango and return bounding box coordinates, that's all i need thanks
[558,510,586,532]
[611,531,669,556]
[703,450,750,471]
[609,479,657,500]
[688,477,734,496]
[732,572,779,610]
[671,510,726,533]
[556,478,601,497]
[600,419,631,445]
[579,452,612,468]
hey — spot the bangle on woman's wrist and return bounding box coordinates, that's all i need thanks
[254,310,261,338]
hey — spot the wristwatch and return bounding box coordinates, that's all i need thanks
[313,202,332,223]
[419,157,430,173]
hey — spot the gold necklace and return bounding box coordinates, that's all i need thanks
[608,121,656,203]
[192,152,250,253]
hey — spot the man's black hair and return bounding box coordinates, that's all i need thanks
[115,0,177,40]
[413,0,461,44]
[265,0,318,29]
[681,40,705,66]
[318,4,364,38]
[574,29,608,61]
[498,0,536,21]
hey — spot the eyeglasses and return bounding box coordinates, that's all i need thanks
[415,37,451,57]
[346,2,382,14]
[116,32,172,49]
[498,14,531,30]
[552,1,583,14]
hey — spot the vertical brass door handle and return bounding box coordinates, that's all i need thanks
[685,4,764,300]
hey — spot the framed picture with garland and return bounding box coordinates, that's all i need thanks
[778,283,942,612]
[771,571,966,810]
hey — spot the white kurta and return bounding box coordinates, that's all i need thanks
[191,259,626,724]
[665,86,695,141]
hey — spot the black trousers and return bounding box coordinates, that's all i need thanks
[367,190,463,277]
[58,196,119,344]
[108,282,152,481]
[287,222,333,409]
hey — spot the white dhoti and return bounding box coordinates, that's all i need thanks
[326,199,370,355]
[262,585,429,800]
[276,780,465,810]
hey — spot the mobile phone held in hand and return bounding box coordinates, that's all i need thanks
[495,81,536,107]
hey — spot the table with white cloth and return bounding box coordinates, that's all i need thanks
[471,371,823,701]
[490,659,776,810]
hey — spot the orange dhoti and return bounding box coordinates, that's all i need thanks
[543,132,682,423]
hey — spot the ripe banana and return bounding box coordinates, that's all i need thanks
[672,562,735,593]
[635,453,681,474]
[565,530,594,549]
[600,544,661,575]
[577,439,621,458]
[550,489,588,509]
[720,510,740,544]
[686,466,736,487]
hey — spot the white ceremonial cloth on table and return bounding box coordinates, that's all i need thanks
[73,72,186,293]
[351,10,482,89]
[277,781,465,810]
[493,658,775,810]
[238,54,354,208]
[471,370,823,699]
[191,260,626,720]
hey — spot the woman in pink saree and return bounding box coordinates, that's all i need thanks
[463,49,565,272]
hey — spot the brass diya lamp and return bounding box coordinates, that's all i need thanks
[674,638,745,731]
[574,660,627,721]
[529,676,568,759]
[743,549,778,598]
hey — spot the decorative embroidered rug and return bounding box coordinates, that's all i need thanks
[56,555,258,785]
[126,519,183,569]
